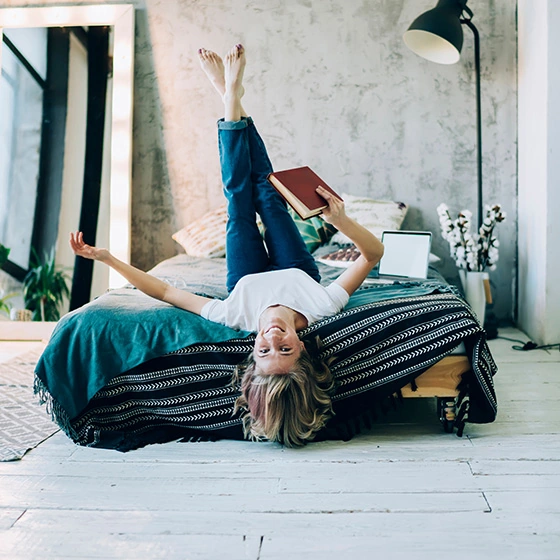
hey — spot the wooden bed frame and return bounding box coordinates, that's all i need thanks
[402,355,470,432]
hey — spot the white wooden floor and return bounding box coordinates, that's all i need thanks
[0,328,559,559]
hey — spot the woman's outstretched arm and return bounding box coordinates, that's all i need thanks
[69,231,212,315]
[317,187,384,297]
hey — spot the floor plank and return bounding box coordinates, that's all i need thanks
[0,531,260,560]
[470,459,560,476]
[7,509,554,541]
[259,532,560,560]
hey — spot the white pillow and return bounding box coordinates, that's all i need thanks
[172,206,228,258]
[331,194,408,245]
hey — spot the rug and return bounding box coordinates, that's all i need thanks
[0,347,59,461]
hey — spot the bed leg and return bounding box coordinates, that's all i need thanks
[437,397,456,433]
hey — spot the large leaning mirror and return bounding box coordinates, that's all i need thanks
[0,4,134,338]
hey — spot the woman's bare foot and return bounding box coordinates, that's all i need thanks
[224,44,245,99]
[198,45,246,117]
[198,48,226,98]
[223,44,246,122]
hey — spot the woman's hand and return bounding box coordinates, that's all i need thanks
[317,185,346,226]
[69,231,110,262]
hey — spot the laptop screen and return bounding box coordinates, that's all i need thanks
[378,231,432,279]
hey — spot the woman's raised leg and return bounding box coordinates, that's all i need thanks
[245,120,321,282]
[199,46,268,292]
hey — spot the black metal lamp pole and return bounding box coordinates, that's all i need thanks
[461,17,483,229]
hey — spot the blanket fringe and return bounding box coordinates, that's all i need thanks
[33,375,79,441]
[179,434,218,443]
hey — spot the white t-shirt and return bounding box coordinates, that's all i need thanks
[201,268,349,332]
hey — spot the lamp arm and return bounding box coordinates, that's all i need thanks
[461,4,474,20]
[461,18,483,230]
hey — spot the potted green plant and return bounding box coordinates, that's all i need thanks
[23,250,71,321]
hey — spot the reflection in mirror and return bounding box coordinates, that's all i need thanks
[0,27,46,271]
[0,5,134,332]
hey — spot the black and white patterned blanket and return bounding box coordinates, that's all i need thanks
[64,291,497,451]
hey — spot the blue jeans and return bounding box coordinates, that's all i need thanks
[218,117,320,292]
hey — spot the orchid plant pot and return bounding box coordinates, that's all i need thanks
[458,270,489,326]
[438,203,505,329]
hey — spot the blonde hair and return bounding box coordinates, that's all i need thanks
[232,337,335,447]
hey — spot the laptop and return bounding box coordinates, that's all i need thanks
[367,230,432,283]
[318,230,432,284]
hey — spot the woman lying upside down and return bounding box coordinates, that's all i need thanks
[70,44,384,447]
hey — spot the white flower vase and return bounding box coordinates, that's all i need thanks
[459,270,489,326]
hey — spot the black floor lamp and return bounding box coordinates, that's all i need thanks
[403,0,499,338]
[403,0,483,230]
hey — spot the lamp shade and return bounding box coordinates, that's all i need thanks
[403,0,465,64]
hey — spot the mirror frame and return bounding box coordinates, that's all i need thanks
[0,3,134,290]
[0,4,134,340]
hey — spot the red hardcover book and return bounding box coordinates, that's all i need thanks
[267,166,342,220]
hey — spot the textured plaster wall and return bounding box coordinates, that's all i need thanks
[1,0,518,322]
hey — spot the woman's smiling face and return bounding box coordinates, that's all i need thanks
[254,309,305,374]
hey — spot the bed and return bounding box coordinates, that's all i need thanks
[34,249,497,451]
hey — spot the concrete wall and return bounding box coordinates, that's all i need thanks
[518,0,560,345]
[1,0,518,322]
